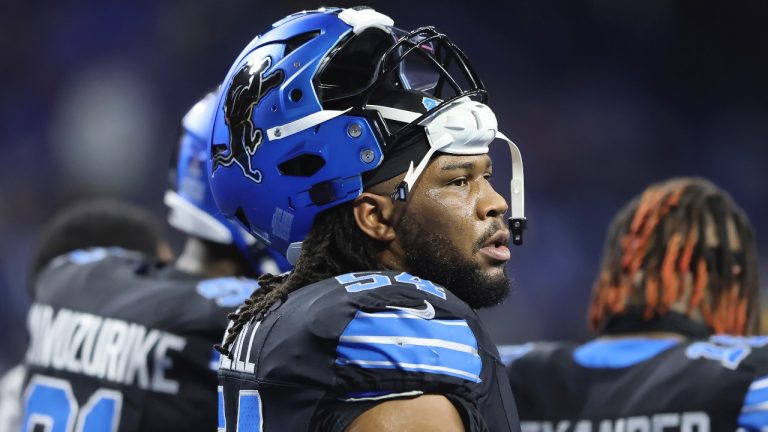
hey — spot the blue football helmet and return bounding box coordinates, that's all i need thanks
[208,7,526,262]
[166,90,290,273]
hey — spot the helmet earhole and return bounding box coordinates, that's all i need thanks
[289,89,302,102]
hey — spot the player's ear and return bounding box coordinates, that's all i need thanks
[352,192,397,242]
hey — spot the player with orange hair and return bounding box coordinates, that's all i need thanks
[505,177,766,431]
[589,177,759,336]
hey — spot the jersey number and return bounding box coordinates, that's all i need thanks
[685,335,768,370]
[336,272,446,299]
[218,386,263,432]
[23,375,122,432]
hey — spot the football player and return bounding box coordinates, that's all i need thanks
[19,92,285,432]
[211,7,526,431]
[164,90,289,279]
[504,177,766,431]
[2,197,169,432]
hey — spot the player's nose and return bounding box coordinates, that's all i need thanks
[478,180,508,220]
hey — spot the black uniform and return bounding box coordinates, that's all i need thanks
[21,247,258,432]
[503,335,768,432]
[218,270,520,431]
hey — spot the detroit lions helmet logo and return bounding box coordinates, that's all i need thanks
[212,56,285,183]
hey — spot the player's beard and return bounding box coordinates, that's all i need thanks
[398,213,511,309]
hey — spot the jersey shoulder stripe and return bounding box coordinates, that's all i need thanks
[573,338,680,369]
[498,343,535,367]
[739,375,768,430]
[336,310,481,383]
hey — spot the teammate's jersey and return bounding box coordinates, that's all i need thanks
[218,270,521,431]
[502,335,768,432]
[0,364,24,432]
[21,247,258,432]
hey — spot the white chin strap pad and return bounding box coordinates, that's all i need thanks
[424,99,497,155]
[400,98,495,191]
[338,8,394,34]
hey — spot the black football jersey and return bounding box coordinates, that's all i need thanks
[21,247,259,432]
[503,335,768,432]
[218,270,521,431]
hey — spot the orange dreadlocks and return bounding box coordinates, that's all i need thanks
[588,177,759,335]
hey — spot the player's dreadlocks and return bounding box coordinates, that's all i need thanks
[588,177,759,335]
[217,201,385,355]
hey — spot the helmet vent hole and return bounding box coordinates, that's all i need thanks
[234,207,251,230]
[289,89,303,102]
[283,30,321,57]
[278,154,325,177]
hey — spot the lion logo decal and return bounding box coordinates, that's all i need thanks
[211,56,285,183]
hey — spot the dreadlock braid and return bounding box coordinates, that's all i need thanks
[588,177,759,335]
[217,201,385,355]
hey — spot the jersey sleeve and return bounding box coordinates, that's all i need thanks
[685,335,768,431]
[736,339,768,431]
[310,271,493,431]
[0,365,25,432]
[327,272,486,390]
[738,376,768,431]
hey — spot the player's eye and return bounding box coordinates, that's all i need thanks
[483,172,493,180]
[448,177,469,187]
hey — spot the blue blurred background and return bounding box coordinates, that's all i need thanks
[1,0,767,374]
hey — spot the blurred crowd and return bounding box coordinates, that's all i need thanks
[1,0,766,374]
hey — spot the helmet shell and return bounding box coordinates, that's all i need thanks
[208,9,386,255]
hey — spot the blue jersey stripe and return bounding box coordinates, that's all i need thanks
[750,376,768,391]
[738,410,768,430]
[336,311,481,383]
[738,376,768,430]
[573,338,679,369]
[743,386,768,408]
[338,340,481,379]
[341,311,477,348]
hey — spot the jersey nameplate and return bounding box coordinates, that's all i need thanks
[25,303,187,394]
[219,320,261,374]
[522,412,710,432]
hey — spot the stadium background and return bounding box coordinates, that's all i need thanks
[1,0,766,374]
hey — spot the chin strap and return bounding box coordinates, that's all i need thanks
[286,241,303,265]
[266,108,351,141]
[497,131,526,246]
